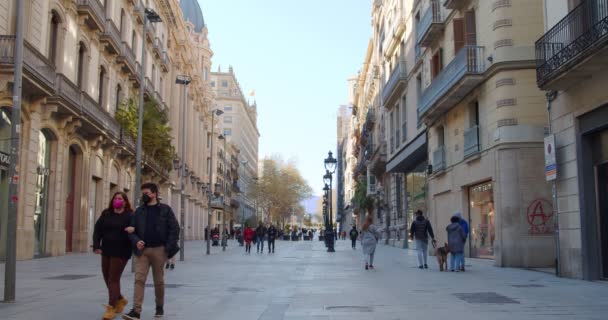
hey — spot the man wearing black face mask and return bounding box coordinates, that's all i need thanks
[124,183,179,320]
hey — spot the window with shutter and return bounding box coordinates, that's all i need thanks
[453,18,465,53]
[465,10,477,45]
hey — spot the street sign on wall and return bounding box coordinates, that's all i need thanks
[544,135,557,181]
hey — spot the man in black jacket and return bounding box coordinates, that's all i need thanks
[123,183,180,320]
[255,222,267,253]
[267,224,277,253]
[409,209,435,269]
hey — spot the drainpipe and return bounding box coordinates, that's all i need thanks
[546,90,560,277]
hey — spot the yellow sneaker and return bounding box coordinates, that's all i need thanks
[115,297,128,314]
[102,305,116,320]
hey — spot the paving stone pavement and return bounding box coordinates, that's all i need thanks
[1,239,608,320]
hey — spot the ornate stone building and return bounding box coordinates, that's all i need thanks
[0,0,219,260]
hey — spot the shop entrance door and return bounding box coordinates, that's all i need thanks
[596,162,608,279]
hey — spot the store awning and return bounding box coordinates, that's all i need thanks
[386,131,427,173]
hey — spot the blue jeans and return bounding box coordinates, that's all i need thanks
[450,252,464,271]
[256,237,265,252]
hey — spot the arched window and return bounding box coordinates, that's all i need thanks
[49,11,61,66]
[120,9,126,40]
[98,66,107,106]
[77,42,87,90]
[131,31,137,52]
[115,84,122,110]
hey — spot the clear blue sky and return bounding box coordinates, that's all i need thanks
[200,0,371,195]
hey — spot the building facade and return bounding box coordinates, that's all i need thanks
[536,0,608,279]
[344,0,557,270]
[210,68,259,224]
[0,0,217,260]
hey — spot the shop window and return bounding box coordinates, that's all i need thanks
[469,181,494,259]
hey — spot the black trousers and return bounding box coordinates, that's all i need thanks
[268,239,275,252]
[351,239,357,248]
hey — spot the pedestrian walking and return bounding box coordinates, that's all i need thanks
[308,229,313,241]
[349,225,359,249]
[255,222,267,253]
[123,183,180,320]
[409,210,436,269]
[453,211,469,271]
[446,216,466,272]
[267,224,278,253]
[244,225,255,253]
[93,192,134,320]
[361,215,381,270]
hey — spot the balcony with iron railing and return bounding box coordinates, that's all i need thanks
[382,60,407,108]
[418,46,485,122]
[417,1,444,47]
[153,37,162,58]
[433,145,446,172]
[0,36,56,94]
[444,0,469,9]
[160,51,170,72]
[535,0,608,89]
[118,42,137,76]
[100,19,121,54]
[76,0,106,31]
[365,108,376,130]
[463,125,480,158]
[133,0,145,25]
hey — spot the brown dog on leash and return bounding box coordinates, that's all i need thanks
[436,243,450,271]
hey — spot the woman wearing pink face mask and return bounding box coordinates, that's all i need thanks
[93,192,134,320]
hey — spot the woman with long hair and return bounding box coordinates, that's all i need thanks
[361,214,381,270]
[93,192,134,320]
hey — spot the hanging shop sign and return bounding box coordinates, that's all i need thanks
[0,151,9,167]
[544,135,557,181]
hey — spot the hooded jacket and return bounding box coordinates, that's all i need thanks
[453,211,470,236]
[446,222,466,253]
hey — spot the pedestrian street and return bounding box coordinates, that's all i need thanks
[1,239,608,320]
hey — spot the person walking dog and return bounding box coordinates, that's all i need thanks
[410,210,436,269]
[446,216,466,272]
[123,183,180,320]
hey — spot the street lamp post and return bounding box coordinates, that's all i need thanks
[206,109,223,255]
[323,185,329,247]
[324,151,337,253]
[134,8,162,199]
[175,75,191,262]
[3,0,24,302]
[218,134,227,251]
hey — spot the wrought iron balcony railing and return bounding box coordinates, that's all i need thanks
[418,45,485,120]
[463,125,480,158]
[417,0,444,46]
[76,0,106,31]
[0,36,57,91]
[101,19,121,54]
[535,0,608,88]
[433,145,446,172]
[382,60,407,107]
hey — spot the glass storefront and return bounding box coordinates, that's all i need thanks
[34,130,52,257]
[469,181,495,259]
[405,162,428,247]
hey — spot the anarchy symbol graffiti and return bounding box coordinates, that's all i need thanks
[527,199,554,235]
